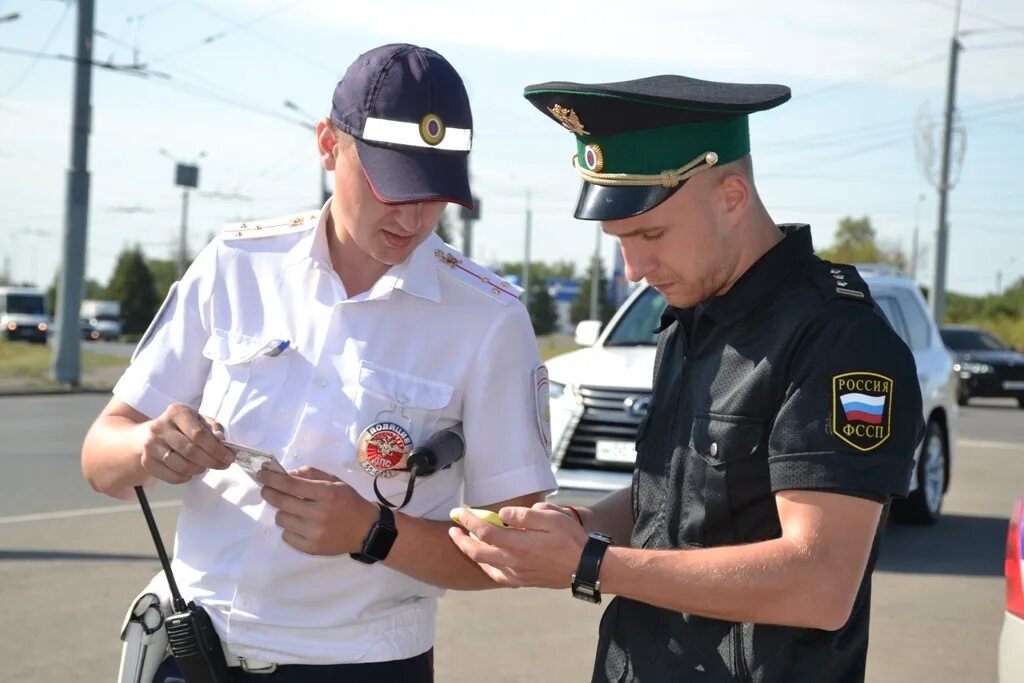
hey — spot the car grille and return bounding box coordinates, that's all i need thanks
[996,362,1024,382]
[558,385,649,471]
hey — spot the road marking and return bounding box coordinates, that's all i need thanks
[0,499,181,525]
[959,438,1023,451]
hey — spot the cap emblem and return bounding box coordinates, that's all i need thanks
[548,104,589,135]
[419,113,446,146]
[582,144,604,173]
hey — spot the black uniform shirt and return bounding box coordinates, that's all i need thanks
[593,224,924,683]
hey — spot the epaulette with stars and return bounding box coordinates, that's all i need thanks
[811,261,873,303]
[221,210,320,240]
[433,247,524,306]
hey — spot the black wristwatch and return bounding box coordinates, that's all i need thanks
[571,531,613,603]
[350,503,398,564]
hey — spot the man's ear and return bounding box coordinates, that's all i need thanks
[315,118,337,171]
[717,171,750,225]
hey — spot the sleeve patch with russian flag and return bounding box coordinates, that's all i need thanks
[831,371,894,452]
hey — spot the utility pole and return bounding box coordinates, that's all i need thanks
[590,225,601,321]
[522,189,532,312]
[283,100,330,205]
[459,198,481,259]
[929,0,962,323]
[161,151,202,277]
[911,193,925,281]
[51,0,94,386]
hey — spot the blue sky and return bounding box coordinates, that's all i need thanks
[1,0,1021,295]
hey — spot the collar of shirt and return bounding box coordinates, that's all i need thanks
[694,223,815,328]
[282,197,442,304]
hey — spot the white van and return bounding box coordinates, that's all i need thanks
[0,286,51,344]
[80,299,122,341]
[547,268,957,525]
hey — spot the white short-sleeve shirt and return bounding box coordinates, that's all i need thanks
[113,200,556,665]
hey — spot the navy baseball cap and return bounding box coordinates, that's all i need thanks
[330,43,474,209]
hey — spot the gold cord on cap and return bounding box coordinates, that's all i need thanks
[571,151,719,187]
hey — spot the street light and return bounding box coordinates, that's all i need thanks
[159,148,205,277]
[283,99,330,205]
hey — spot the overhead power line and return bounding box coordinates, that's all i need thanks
[2,1,71,97]
[0,47,170,78]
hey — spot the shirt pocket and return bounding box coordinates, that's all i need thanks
[354,360,459,511]
[199,329,292,445]
[672,412,766,548]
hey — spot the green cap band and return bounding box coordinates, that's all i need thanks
[576,116,750,177]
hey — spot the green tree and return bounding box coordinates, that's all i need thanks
[436,212,454,245]
[571,259,616,325]
[817,216,907,270]
[47,274,106,317]
[498,261,576,281]
[528,282,558,335]
[107,246,158,335]
[146,258,180,303]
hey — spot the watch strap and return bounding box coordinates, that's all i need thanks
[571,531,612,603]
[350,503,398,564]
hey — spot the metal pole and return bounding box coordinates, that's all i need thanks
[911,193,924,281]
[52,0,94,386]
[523,189,531,312]
[177,189,190,278]
[462,215,473,259]
[929,3,962,322]
[590,225,600,321]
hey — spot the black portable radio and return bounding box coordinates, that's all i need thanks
[135,486,231,683]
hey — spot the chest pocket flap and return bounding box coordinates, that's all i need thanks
[691,413,765,466]
[358,360,453,410]
[202,330,270,365]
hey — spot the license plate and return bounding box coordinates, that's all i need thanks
[595,441,637,463]
[1003,380,1024,390]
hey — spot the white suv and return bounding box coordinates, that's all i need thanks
[547,267,957,524]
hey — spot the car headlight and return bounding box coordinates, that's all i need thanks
[959,362,995,375]
[6,322,16,331]
[37,323,47,332]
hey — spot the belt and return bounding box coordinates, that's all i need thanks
[223,649,278,674]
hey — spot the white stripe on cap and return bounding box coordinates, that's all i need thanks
[361,117,472,152]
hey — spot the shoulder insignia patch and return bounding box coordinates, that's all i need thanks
[221,210,320,240]
[433,248,523,305]
[832,371,893,452]
[813,262,872,303]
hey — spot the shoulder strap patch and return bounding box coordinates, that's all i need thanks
[221,210,320,240]
[813,262,873,304]
[433,248,523,305]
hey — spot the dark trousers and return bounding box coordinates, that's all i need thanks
[153,649,433,683]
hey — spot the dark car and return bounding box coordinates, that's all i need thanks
[940,325,1024,408]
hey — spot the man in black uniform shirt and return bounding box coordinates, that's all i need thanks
[451,75,925,682]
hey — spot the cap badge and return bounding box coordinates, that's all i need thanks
[357,421,414,477]
[419,113,446,146]
[548,104,589,135]
[582,144,604,173]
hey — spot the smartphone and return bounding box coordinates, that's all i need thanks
[223,439,286,481]
[449,506,508,528]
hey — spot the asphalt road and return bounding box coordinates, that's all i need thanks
[0,395,1020,682]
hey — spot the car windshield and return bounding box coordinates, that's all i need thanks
[604,287,666,347]
[940,328,1009,351]
[6,294,45,315]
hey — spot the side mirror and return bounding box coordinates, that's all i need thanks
[575,320,602,347]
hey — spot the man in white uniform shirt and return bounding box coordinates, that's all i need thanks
[82,43,556,682]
